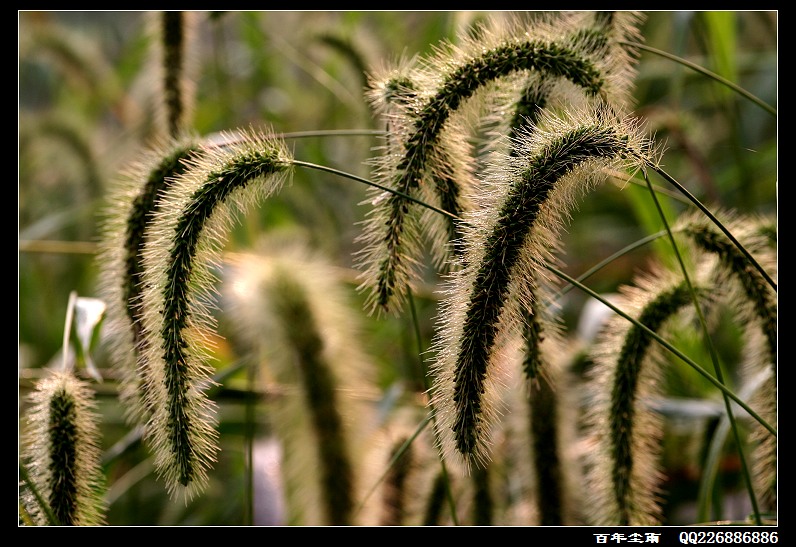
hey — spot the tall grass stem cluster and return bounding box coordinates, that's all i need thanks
[19,10,776,527]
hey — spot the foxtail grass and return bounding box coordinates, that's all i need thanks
[583,263,712,525]
[357,12,641,316]
[156,11,197,139]
[135,128,293,499]
[20,370,106,526]
[464,16,644,519]
[490,11,644,158]
[28,9,774,526]
[676,209,777,377]
[675,209,777,516]
[223,235,377,525]
[97,135,201,427]
[429,103,653,469]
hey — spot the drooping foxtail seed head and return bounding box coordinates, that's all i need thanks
[675,208,777,376]
[364,54,420,120]
[483,11,645,165]
[366,60,479,271]
[97,134,201,428]
[223,234,377,525]
[583,263,712,526]
[474,15,645,468]
[429,103,653,470]
[356,11,645,316]
[21,370,106,526]
[149,11,199,139]
[675,209,778,516]
[137,127,293,500]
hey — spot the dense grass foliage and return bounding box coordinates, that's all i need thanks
[19,11,776,526]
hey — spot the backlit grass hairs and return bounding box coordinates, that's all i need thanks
[361,54,478,293]
[20,369,107,526]
[454,16,644,514]
[583,261,713,526]
[149,11,198,139]
[482,12,645,378]
[356,403,448,526]
[481,10,644,390]
[484,11,644,159]
[97,134,200,427]
[223,235,377,525]
[136,128,293,499]
[428,102,654,470]
[489,12,643,524]
[674,209,778,513]
[379,435,414,526]
[356,11,641,316]
[524,346,583,525]
[675,209,777,378]
[467,319,583,525]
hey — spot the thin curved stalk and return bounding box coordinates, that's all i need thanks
[292,160,459,222]
[619,41,776,117]
[554,230,667,301]
[547,264,775,437]
[641,166,761,525]
[408,291,459,526]
[278,129,386,139]
[644,162,776,291]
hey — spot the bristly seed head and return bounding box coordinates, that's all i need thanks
[135,127,293,500]
[21,370,107,526]
[356,11,645,317]
[428,103,652,470]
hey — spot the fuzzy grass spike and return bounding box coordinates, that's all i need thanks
[223,235,377,525]
[584,263,712,525]
[429,103,653,469]
[21,370,106,526]
[137,128,293,499]
[97,135,201,427]
[357,12,640,316]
